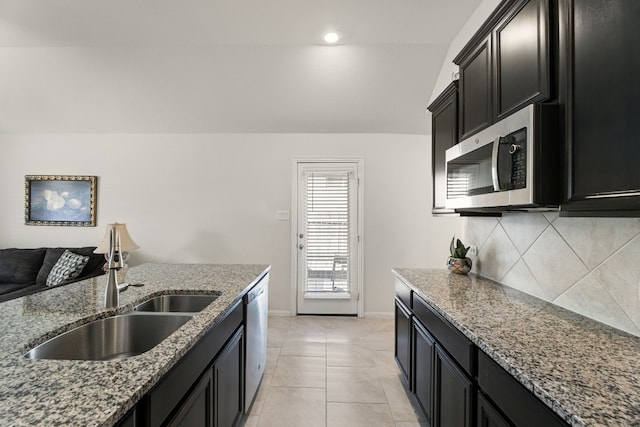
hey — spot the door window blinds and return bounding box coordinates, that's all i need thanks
[303,171,351,293]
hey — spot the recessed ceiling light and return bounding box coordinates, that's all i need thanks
[323,32,340,44]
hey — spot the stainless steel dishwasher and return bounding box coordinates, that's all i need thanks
[243,274,268,412]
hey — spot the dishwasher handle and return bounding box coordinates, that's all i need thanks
[244,284,266,304]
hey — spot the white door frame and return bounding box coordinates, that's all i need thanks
[290,158,364,317]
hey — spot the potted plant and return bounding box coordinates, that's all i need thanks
[448,236,472,275]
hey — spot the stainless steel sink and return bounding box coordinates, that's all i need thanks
[133,294,219,313]
[25,313,192,361]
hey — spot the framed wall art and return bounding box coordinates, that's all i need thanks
[25,175,97,226]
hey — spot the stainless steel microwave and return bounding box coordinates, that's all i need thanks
[445,104,559,211]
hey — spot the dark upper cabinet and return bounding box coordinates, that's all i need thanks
[494,0,551,120]
[454,0,551,141]
[558,0,640,215]
[427,81,458,214]
[457,35,492,140]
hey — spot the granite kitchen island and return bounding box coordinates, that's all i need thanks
[0,263,270,426]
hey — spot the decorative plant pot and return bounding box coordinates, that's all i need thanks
[447,257,472,275]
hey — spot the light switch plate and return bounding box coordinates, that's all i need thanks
[275,210,290,221]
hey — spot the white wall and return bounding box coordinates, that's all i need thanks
[0,133,461,316]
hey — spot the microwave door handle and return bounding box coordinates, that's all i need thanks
[491,136,502,192]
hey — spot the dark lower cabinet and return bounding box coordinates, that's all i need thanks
[434,345,473,427]
[213,326,244,427]
[167,370,213,427]
[478,392,511,427]
[394,277,569,427]
[116,409,137,427]
[133,301,245,427]
[478,350,567,427]
[412,319,434,426]
[394,297,412,385]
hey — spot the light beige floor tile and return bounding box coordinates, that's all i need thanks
[367,331,395,351]
[281,334,327,357]
[325,317,367,337]
[249,374,272,415]
[271,355,326,388]
[267,327,287,348]
[327,402,395,427]
[268,316,291,329]
[374,350,401,378]
[264,347,280,375]
[364,317,394,333]
[288,316,328,335]
[327,366,387,403]
[242,414,259,427]
[326,334,371,346]
[327,342,376,367]
[381,376,424,422]
[258,387,326,427]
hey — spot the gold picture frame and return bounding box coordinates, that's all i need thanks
[25,175,97,226]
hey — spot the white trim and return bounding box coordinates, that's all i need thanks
[291,157,365,317]
[268,310,293,317]
[303,292,352,300]
[363,312,394,319]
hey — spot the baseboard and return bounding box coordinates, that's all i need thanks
[364,311,394,318]
[268,310,292,317]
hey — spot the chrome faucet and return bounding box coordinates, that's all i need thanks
[104,227,124,309]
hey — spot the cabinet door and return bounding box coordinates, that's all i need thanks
[458,35,492,141]
[494,0,550,120]
[412,319,435,426]
[560,0,640,213]
[394,298,412,386]
[428,81,458,214]
[478,392,512,427]
[166,370,213,427]
[434,345,473,427]
[213,327,244,427]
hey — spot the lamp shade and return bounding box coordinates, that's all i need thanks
[95,223,139,254]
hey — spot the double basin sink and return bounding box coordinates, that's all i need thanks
[25,294,219,361]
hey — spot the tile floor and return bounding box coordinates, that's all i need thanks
[242,316,426,427]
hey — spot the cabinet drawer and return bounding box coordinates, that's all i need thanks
[478,351,568,427]
[412,294,475,376]
[395,278,412,309]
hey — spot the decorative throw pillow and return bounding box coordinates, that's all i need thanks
[46,250,90,287]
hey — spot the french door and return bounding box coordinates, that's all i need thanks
[294,161,362,315]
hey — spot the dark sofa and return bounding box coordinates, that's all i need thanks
[0,247,105,302]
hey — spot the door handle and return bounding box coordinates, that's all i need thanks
[299,244,304,250]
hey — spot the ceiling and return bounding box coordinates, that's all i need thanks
[0,0,482,134]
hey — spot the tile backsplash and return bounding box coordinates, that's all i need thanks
[464,213,640,336]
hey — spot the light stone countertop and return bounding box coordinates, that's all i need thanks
[0,263,270,427]
[392,268,640,427]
